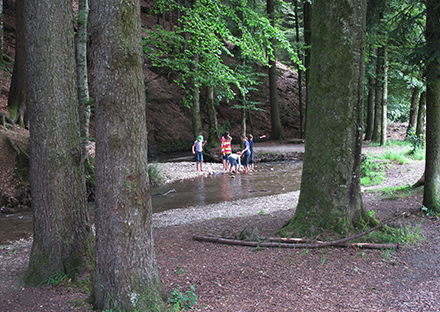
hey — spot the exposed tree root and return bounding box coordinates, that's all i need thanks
[193,212,407,250]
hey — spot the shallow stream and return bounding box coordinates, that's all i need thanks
[0,160,302,244]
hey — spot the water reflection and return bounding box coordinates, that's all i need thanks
[151,161,302,213]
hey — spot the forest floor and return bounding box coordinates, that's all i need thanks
[1,126,440,311]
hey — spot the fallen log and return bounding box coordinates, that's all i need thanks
[193,212,407,250]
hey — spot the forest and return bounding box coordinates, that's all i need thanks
[0,0,440,311]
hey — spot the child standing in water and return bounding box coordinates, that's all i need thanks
[192,135,207,171]
[221,131,230,171]
[239,134,250,174]
[248,134,266,172]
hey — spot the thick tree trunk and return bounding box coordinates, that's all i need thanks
[76,0,91,163]
[416,91,426,137]
[303,1,311,139]
[294,0,304,139]
[407,86,420,136]
[280,0,368,237]
[206,85,219,146]
[24,0,93,285]
[267,0,284,141]
[423,0,440,212]
[90,0,165,310]
[380,45,388,146]
[8,0,29,128]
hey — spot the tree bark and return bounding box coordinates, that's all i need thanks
[380,44,388,146]
[8,0,29,128]
[24,0,93,286]
[303,1,311,139]
[364,49,376,141]
[267,0,284,141]
[407,86,420,136]
[206,85,219,146]
[423,0,440,212]
[416,91,426,138]
[280,0,368,237]
[76,0,91,163]
[90,0,165,310]
[372,46,384,143]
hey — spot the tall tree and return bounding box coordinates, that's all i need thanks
[407,86,420,135]
[90,0,165,309]
[24,0,93,285]
[76,0,91,163]
[380,44,388,146]
[280,0,369,236]
[416,90,426,138]
[267,0,284,140]
[8,0,29,127]
[423,0,440,212]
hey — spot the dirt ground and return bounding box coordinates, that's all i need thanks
[1,138,440,312]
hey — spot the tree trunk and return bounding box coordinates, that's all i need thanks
[280,0,368,237]
[190,70,203,139]
[380,45,388,146]
[371,46,384,143]
[90,0,165,310]
[294,0,304,139]
[267,0,284,141]
[76,0,91,163]
[0,0,3,66]
[423,0,440,212]
[206,85,219,146]
[407,86,420,136]
[364,49,376,141]
[24,0,93,286]
[416,91,426,138]
[8,0,29,128]
[303,1,311,139]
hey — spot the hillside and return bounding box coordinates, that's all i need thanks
[0,1,304,154]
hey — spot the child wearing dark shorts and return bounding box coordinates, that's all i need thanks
[239,135,250,174]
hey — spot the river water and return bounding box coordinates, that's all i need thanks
[0,160,302,244]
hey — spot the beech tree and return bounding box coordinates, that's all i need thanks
[280,0,369,237]
[267,0,284,141]
[24,0,93,285]
[90,0,164,309]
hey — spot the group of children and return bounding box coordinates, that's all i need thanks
[192,131,266,173]
[221,131,266,175]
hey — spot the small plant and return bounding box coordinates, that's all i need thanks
[174,266,185,275]
[360,156,386,186]
[320,256,327,265]
[38,271,69,286]
[257,209,265,215]
[148,161,163,186]
[406,129,425,154]
[167,285,198,310]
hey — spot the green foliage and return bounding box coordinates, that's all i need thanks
[360,156,386,186]
[257,209,265,215]
[406,129,425,157]
[37,270,71,286]
[167,285,198,310]
[143,0,301,106]
[148,161,163,187]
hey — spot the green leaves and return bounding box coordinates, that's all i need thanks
[143,0,301,105]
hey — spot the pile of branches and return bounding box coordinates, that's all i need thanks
[193,212,408,250]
